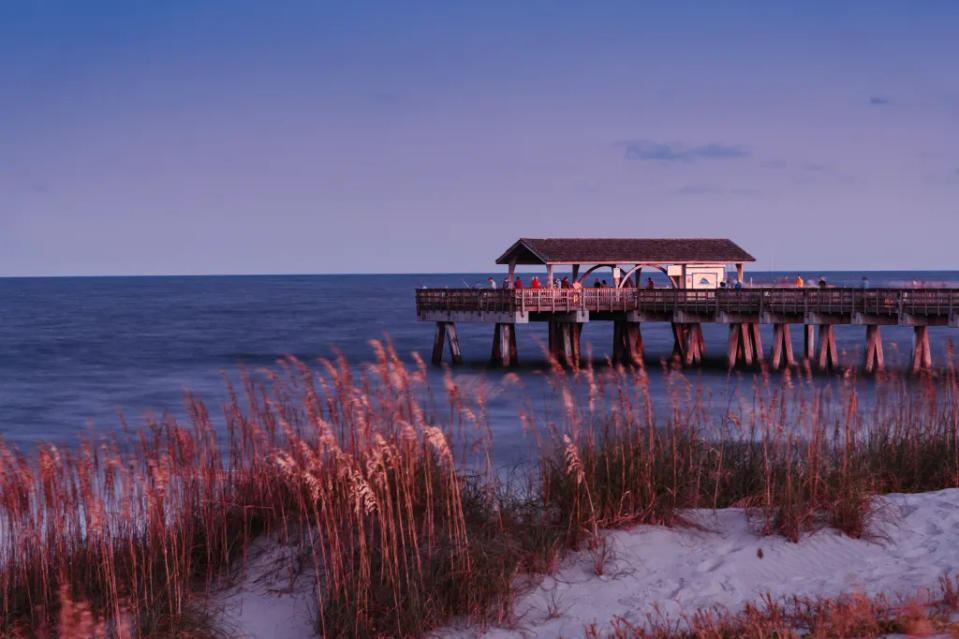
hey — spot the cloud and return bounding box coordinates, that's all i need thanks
[673,184,758,196]
[869,96,890,105]
[623,140,749,162]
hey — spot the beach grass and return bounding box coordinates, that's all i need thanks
[1,342,959,636]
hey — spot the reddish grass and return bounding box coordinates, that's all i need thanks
[585,575,959,638]
[1,342,958,636]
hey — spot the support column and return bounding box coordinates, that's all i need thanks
[864,325,884,374]
[912,325,932,374]
[613,321,644,366]
[549,321,582,368]
[684,323,705,366]
[445,322,462,364]
[770,324,797,370]
[751,323,764,364]
[817,325,839,371]
[432,321,447,365]
[804,324,816,362]
[728,323,758,368]
[671,323,688,362]
[491,323,518,367]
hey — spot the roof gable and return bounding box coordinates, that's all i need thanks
[495,238,755,265]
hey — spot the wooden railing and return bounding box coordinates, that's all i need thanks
[416,288,959,317]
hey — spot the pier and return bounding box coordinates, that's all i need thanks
[416,238,956,373]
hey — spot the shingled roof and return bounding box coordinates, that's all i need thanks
[495,238,755,265]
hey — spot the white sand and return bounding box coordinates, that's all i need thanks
[218,488,959,639]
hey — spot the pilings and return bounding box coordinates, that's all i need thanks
[612,321,643,366]
[728,323,761,368]
[549,321,583,368]
[491,323,518,367]
[804,325,816,362]
[816,325,839,371]
[770,323,796,370]
[912,325,932,374]
[864,325,885,373]
[430,316,936,374]
[431,322,462,365]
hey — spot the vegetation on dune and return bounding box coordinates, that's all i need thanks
[1,341,959,636]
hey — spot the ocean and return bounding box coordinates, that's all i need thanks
[2,271,959,461]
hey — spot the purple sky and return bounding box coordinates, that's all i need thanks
[2,2,958,276]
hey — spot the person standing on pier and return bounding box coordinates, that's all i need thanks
[488,277,497,289]
[646,277,655,289]
[861,276,870,289]
[514,276,523,289]
[795,274,804,287]
[531,276,541,289]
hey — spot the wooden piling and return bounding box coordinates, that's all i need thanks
[864,325,884,373]
[432,321,447,365]
[770,323,796,369]
[817,325,838,371]
[614,320,643,366]
[728,322,759,367]
[491,323,517,367]
[804,324,816,362]
[912,325,932,373]
[684,323,704,365]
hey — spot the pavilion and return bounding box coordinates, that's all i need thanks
[495,238,755,289]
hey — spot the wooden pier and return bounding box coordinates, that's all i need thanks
[417,238,954,373]
[417,287,957,372]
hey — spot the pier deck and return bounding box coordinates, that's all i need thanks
[416,287,959,372]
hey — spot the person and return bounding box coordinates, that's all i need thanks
[531,276,541,290]
[734,280,743,289]
[795,274,804,288]
[593,279,601,288]
[601,279,609,288]
[553,278,561,288]
[719,280,727,289]
[503,276,511,289]
[561,276,570,289]
[571,279,582,290]
[488,277,497,289]
[818,277,827,289]
[861,276,870,289]
[646,277,655,290]
[514,276,523,289]
[622,277,634,288]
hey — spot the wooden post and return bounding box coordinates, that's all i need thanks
[804,324,816,361]
[729,324,741,368]
[912,325,932,373]
[572,264,580,283]
[736,263,744,283]
[508,260,516,288]
[547,264,554,288]
[771,324,796,369]
[817,325,838,371]
[491,323,501,364]
[671,323,688,362]
[864,325,884,373]
[571,323,582,367]
[750,323,764,363]
[740,323,754,365]
[432,322,447,365]
[684,323,704,365]
[445,323,462,364]
[614,321,644,366]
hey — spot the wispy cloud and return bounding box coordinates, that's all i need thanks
[623,140,749,162]
[869,96,891,106]
[672,184,758,196]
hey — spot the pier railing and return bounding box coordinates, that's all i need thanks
[416,288,959,318]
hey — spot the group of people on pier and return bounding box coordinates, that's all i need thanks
[489,276,663,290]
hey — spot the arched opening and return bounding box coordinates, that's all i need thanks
[617,264,672,288]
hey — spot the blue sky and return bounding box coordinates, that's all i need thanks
[2,1,958,275]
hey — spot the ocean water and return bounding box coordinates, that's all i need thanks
[2,272,958,460]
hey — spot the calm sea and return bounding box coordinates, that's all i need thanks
[2,272,958,461]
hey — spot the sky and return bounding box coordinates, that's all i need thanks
[1,1,958,276]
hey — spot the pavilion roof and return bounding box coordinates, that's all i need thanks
[495,238,755,266]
